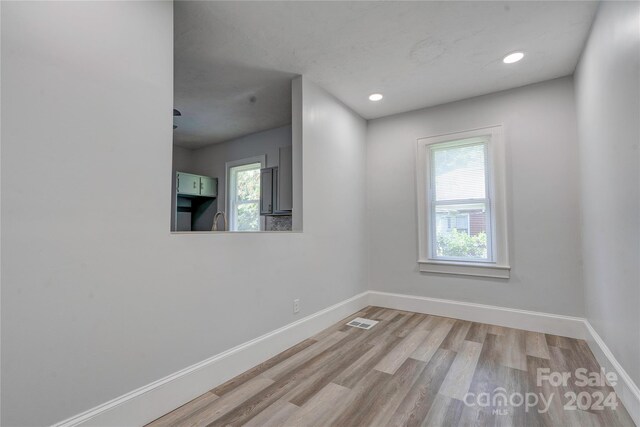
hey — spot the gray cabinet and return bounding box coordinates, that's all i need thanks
[176,172,217,197]
[260,167,274,215]
[260,163,292,216]
[260,146,293,216]
[277,146,293,212]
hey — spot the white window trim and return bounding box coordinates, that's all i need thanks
[225,155,266,232]
[416,125,510,279]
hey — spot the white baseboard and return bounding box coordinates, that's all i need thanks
[52,292,370,427]
[583,321,640,426]
[53,290,639,427]
[367,290,586,338]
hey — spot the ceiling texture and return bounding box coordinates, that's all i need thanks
[174,1,598,149]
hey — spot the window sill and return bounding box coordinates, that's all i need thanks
[418,259,510,279]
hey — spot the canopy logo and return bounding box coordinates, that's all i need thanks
[463,368,619,415]
[463,388,553,414]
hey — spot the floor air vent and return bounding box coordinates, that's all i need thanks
[346,317,379,330]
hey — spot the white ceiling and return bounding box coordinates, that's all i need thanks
[174,1,598,149]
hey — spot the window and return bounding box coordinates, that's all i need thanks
[416,126,510,278]
[432,141,491,261]
[226,156,264,232]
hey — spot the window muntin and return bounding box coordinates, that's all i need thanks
[428,139,492,262]
[228,162,261,232]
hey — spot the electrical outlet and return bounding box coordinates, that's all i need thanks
[293,298,300,314]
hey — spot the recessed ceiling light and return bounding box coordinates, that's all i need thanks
[369,93,383,101]
[503,52,524,64]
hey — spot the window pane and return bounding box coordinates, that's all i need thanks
[433,143,486,201]
[236,202,259,231]
[236,167,260,202]
[435,203,488,260]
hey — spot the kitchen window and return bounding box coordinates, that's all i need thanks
[226,156,265,232]
[416,126,510,278]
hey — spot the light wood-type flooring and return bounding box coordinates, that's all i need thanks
[147,306,635,427]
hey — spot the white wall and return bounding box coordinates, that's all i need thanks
[575,1,640,387]
[0,2,367,426]
[367,77,584,316]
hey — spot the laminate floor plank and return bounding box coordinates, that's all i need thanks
[420,393,465,427]
[411,317,455,363]
[210,331,366,426]
[208,369,317,425]
[439,319,473,351]
[488,324,510,336]
[526,354,572,427]
[387,348,457,427]
[210,338,316,397]
[366,313,414,346]
[465,322,490,344]
[379,309,405,321]
[375,326,430,374]
[526,331,551,359]
[351,357,427,427]
[367,358,430,426]
[241,400,298,427]
[333,333,404,389]
[439,340,483,401]
[356,313,411,345]
[260,330,348,380]
[468,333,506,396]
[396,313,429,338]
[366,306,389,319]
[360,305,381,317]
[571,339,607,379]
[545,333,576,350]
[328,368,393,426]
[418,315,451,331]
[146,307,634,427]
[286,339,374,406]
[495,362,531,427]
[282,382,350,426]
[499,328,528,371]
[173,377,273,427]
[458,404,482,427]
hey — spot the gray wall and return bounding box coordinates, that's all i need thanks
[0,2,367,426]
[366,77,584,316]
[575,1,640,386]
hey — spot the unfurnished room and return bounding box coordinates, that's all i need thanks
[1,1,639,426]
